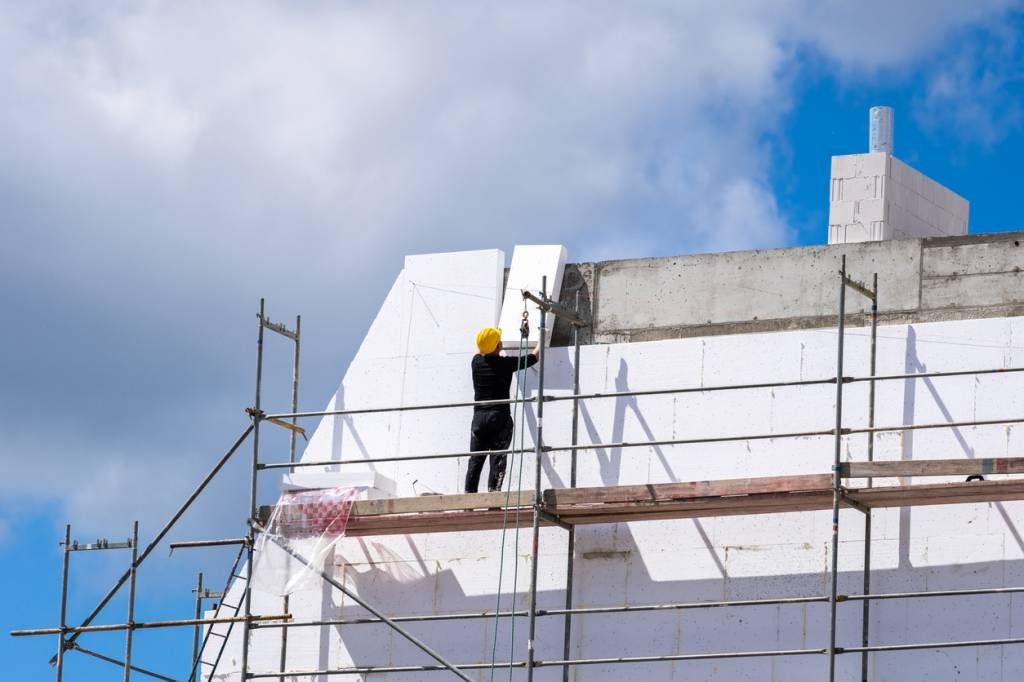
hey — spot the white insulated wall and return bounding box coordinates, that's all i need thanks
[828,152,969,244]
[213,250,1024,681]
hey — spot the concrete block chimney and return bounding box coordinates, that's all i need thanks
[827,108,968,244]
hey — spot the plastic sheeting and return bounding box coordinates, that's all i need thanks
[253,486,358,596]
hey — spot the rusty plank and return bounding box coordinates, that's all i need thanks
[553,490,834,518]
[849,479,1024,508]
[544,474,832,507]
[259,475,1024,538]
[842,458,1024,479]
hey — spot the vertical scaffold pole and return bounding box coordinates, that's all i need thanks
[860,273,878,682]
[241,298,266,680]
[55,524,71,682]
[828,256,848,681]
[190,572,203,682]
[561,289,581,682]
[288,314,301,467]
[526,276,548,681]
[280,314,300,682]
[123,520,139,682]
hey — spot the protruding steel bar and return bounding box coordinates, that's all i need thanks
[240,298,266,681]
[256,524,473,682]
[562,289,581,682]
[861,272,878,682]
[828,256,848,682]
[70,644,180,682]
[526,277,548,681]
[48,424,253,662]
[56,524,71,682]
[124,520,139,682]
[13,614,291,636]
[190,573,203,682]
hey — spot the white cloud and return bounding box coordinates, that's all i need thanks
[915,22,1024,147]
[0,0,1017,536]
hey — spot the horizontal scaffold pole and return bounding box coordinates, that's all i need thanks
[261,366,1024,422]
[252,585,1024,630]
[839,636,1024,654]
[247,646,827,677]
[12,614,289,637]
[167,537,247,553]
[246,632,1024,677]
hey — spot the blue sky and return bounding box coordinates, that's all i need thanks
[2,2,1024,679]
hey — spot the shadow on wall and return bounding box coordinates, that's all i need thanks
[326,521,1024,681]
[900,327,1024,565]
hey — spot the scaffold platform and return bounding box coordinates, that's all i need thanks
[260,461,1024,537]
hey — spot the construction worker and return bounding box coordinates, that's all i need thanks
[465,326,540,493]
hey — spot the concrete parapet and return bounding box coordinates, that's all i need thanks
[552,231,1024,345]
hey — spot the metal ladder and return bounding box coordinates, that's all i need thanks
[188,545,247,682]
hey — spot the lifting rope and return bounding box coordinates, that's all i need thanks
[488,302,532,680]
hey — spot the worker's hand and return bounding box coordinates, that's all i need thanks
[532,340,542,357]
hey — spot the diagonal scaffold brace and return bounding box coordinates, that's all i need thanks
[252,521,474,682]
[47,424,255,665]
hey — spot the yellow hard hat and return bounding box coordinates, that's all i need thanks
[476,327,501,354]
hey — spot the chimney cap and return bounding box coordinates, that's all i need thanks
[869,106,894,154]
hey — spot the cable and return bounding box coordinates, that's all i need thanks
[506,310,531,680]
[487,307,531,680]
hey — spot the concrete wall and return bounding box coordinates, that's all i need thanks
[826,152,968,244]
[211,246,1024,681]
[554,231,1024,346]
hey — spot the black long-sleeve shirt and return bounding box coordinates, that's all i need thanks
[471,352,538,413]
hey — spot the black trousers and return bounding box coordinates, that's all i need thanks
[465,409,514,493]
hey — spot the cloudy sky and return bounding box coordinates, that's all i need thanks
[3,1,1024,678]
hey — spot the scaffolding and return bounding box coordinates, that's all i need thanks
[12,257,1024,680]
